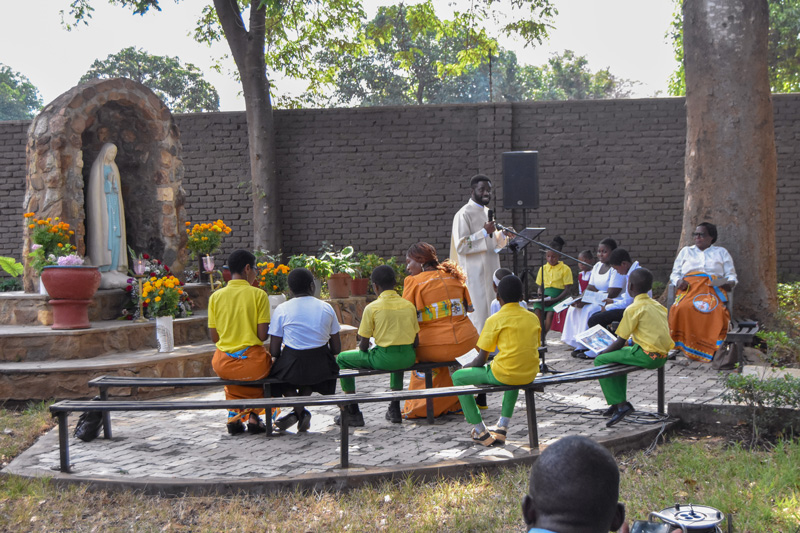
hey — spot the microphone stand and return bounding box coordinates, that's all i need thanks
[496,223,592,374]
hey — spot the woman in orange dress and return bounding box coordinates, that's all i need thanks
[401,242,480,418]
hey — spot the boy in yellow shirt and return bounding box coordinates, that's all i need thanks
[452,275,541,446]
[335,265,419,425]
[595,267,674,427]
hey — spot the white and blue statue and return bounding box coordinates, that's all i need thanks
[86,143,129,288]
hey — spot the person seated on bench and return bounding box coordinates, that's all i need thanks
[452,275,541,446]
[208,249,271,435]
[594,268,674,427]
[587,248,649,336]
[531,236,573,345]
[668,221,737,363]
[269,268,341,433]
[401,242,480,419]
[335,265,419,426]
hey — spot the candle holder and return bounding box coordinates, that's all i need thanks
[133,258,148,323]
[203,255,216,293]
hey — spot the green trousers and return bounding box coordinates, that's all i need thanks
[336,344,416,393]
[451,366,519,425]
[593,344,667,406]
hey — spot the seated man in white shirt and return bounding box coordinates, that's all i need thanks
[587,248,649,333]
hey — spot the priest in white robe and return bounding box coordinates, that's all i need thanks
[449,174,509,332]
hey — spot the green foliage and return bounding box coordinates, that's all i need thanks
[80,47,220,112]
[757,282,800,366]
[312,5,627,107]
[668,0,800,95]
[355,253,382,279]
[287,253,333,281]
[0,278,22,292]
[321,245,357,277]
[0,257,23,278]
[723,372,800,442]
[0,64,43,120]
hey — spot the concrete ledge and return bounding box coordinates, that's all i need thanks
[668,402,800,433]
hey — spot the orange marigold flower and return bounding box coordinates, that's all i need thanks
[28,224,34,229]
[57,243,64,248]
[185,221,191,226]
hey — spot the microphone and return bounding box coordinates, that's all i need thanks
[495,221,509,232]
[488,209,494,223]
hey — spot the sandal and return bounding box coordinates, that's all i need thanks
[471,428,496,447]
[247,416,267,434]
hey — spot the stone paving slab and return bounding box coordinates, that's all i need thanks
[4,336,727,493]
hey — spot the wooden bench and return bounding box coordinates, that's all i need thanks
[88,347,549,434]
[50,363,665,473]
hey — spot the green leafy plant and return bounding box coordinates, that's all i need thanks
[321,245,357,277]
[355,253,382,279]
[0,256,23,278]
[23,212,77,274]
[140,275,186,318]
[0,278,22,292]
[756,282,800,367]
[287,253,333,281]
[722,372,800,444]
[382,256,407,292]
[185,219,232,259]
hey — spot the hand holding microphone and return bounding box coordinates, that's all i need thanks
[484,209,497,234]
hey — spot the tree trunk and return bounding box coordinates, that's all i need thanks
[683,0,777,320]
[214,0,281,254]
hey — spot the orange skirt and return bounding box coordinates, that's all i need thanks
[401,367,461,419]
[668,272,729,363]
[212,345,272,421]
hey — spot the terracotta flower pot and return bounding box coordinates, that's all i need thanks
[327,272,351,299]
[350,277,370,296]
[41,266,102,330]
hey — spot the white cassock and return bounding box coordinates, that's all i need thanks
[450,199,509,332]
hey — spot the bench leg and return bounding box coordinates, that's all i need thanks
[265,405,273,437]
[340,405,349,469]
[56,412,71,473]
[657,366,665,416]
[424,370,434,425]
[100,387,112,439]
[525,389,539,450]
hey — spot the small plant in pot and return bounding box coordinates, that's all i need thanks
[321,245,357,299]
[352,252,382,296]
[287,253,333,297]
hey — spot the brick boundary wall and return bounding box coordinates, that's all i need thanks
[2,96,799,283]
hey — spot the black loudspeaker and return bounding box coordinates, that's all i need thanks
[502,151,539,209]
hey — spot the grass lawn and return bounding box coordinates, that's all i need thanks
[0,403,797,532]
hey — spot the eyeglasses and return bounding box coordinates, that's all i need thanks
[692,232,708,237]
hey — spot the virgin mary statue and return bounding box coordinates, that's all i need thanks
[86,143,129,288]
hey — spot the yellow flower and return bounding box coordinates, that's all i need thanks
[155,296,161,302]
[145,298,151,303]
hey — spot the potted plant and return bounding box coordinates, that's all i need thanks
[0,256,23,292]
[321,246,357,299]
[257,260,291,316]
[287,253,333,298]
[185,219,232,283]
[123,248,191,322]
[140,274,186,352]
[352,252,382,296]
[24,212,77,293]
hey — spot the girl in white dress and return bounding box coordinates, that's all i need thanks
[560,238,623,357]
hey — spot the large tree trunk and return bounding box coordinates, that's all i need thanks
[683,0,777,320]
[215,0,281,254]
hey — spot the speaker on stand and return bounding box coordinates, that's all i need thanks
[502,151,540,299]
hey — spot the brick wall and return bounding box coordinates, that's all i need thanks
[1,95,798,282]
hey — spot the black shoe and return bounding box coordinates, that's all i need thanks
[602,405,618,417]
[475,393,488,410]
[297,409,312,432]
[227,420,246,435]
[385,401,402,424]
[606,402,634,427]
[335,405,365,427]
[274,411,299,431]
[247,416,267,434]
[571,349,589,359]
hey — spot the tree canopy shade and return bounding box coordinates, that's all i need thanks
[0,64,43,120]
[669,0,800,95]
[312,4,632,107]
[62,0,557,251]
[80,47,220,112]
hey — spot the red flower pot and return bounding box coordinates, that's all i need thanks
[41,266,101,330]
[350,277,370,296]
[327,273,352,299]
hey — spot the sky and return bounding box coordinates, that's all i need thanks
[1,1,677,112]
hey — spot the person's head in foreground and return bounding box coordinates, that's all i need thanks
[497,274,523,306]
[228,249,257,283]
[287,267,315,296]
[523,435,625,533]
[371,264,396,293]
[493,268,514,291]
[627,268,653,298]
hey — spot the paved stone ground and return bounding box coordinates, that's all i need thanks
[6,334,726,490]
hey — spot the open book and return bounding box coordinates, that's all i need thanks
[552,296,578,313]
[575,324,618,353]
[580,290,608,306]
[455,348,482,367]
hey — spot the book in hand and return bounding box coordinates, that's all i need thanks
[709,277,730,287]
[575,324,618,353]
[580,290,608,306]
[456,348,482,367]
[552,296,578,313]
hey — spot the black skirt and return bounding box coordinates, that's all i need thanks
[269,344,338,396]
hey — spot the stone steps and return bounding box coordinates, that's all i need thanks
[0,341,217,401]
[0,313,210,363]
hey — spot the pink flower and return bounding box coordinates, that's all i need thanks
[31,244,42,250]
[56,254,84,266]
